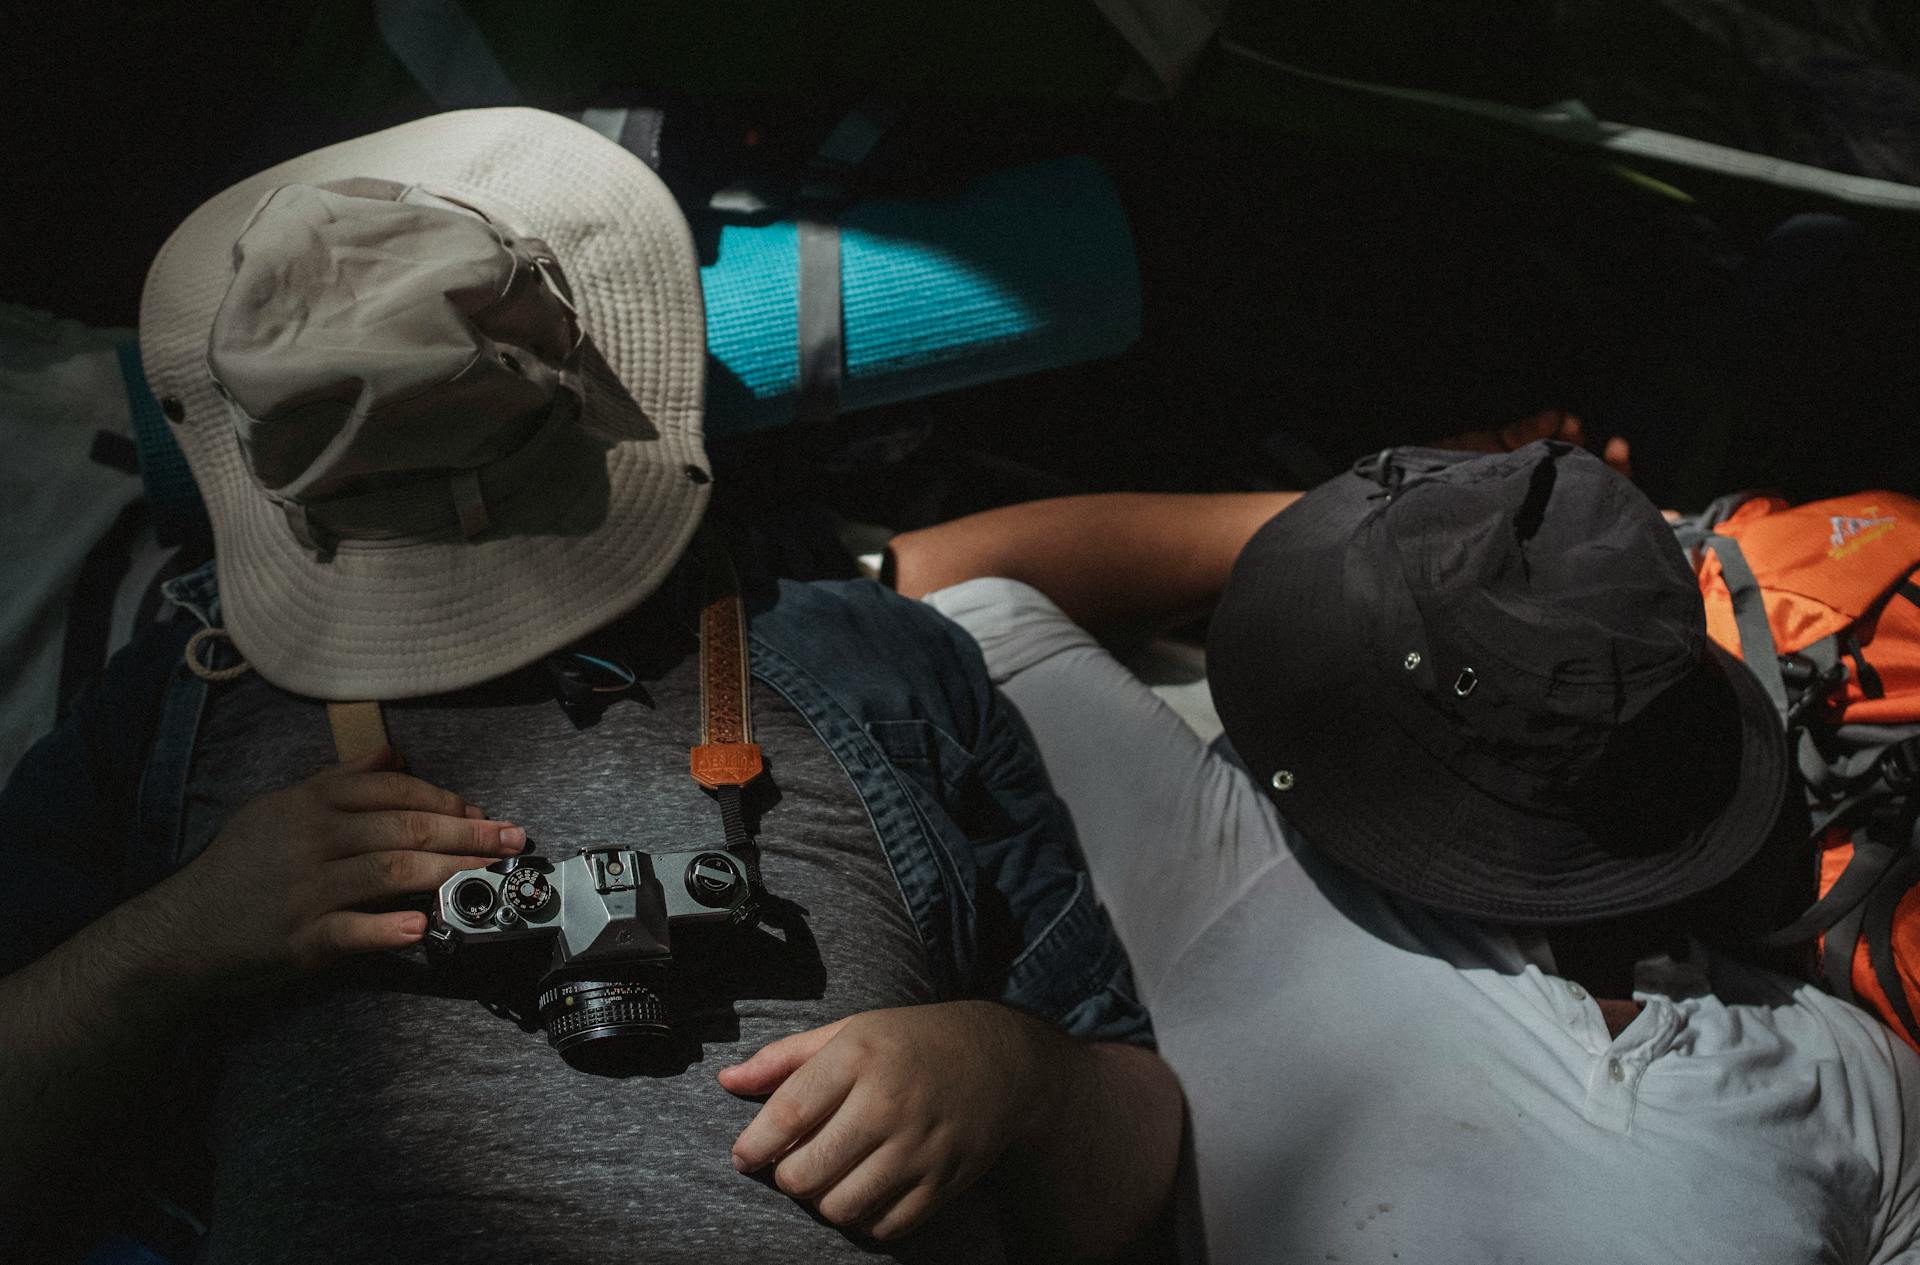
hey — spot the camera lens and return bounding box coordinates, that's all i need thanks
[538,979,673,1070]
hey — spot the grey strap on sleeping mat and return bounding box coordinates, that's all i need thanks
[795,218,844,425]
[1702,534,1790,719]
[374,0,522,108]
[580,108,666,172]
[792,104,892,427]
[580,108,629,144]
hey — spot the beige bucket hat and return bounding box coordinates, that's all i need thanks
[139,107,708,701]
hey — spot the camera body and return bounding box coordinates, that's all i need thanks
[429,844,750,965]
[426,843,751,1066]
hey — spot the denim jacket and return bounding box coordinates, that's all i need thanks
[0,561,1149,1046]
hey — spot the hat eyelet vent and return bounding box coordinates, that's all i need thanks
[1454,668,1478,697]
[1270,770,1296,792]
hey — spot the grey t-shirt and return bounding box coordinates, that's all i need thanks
[180,611,1007,1264]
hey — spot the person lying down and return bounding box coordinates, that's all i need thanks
[889,442,1920,1265]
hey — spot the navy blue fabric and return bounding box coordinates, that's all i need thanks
[0,614,188,976]
[0,565,1149,1047]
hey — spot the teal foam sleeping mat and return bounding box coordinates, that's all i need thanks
[121,154,1140,543]
[702,154,1140,435]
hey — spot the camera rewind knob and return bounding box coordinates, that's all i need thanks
[685,852,744,908]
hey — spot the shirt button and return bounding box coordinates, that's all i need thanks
[1566,982,1587,1001]
[1607,1058,1625,1082]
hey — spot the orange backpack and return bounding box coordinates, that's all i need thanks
[1678,491,1920,1052]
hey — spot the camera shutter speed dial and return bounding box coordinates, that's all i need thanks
[685,852,744,908]
[502,869,554,916]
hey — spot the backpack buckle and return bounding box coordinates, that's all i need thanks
[1782,658,1850,728]
[1881,736,1920,793]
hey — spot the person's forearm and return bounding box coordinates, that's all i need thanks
[886,492,1301,630]
[1008,1034,1185,1259]
[0,880,212,1191]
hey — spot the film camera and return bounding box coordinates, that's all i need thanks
[426,843,751,1067]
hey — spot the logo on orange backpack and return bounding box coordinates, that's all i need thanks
[1828,508,1897,559]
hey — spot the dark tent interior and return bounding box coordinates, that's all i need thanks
[5,3,1920,1261]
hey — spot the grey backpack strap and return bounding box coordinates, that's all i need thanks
[1670,491,1763,555]
[1863,843,1920,1045]
[1758,828,1901,947]
[1823,896,1868,1006]
[1702,533,1790,719]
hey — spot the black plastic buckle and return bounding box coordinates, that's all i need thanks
[1881,736,1920,793]
[1783,659,1849,728]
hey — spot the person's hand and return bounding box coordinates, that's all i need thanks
[719,1000,1068,1240]
[1434,408,1634,480]
[145,745,525,991]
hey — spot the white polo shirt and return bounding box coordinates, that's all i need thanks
[928,578,1920,1265]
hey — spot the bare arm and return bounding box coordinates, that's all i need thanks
[885,492,1301,629]
[0,749,524,1193]
[1001,1027,1186,1258]
[0,881,214,1191]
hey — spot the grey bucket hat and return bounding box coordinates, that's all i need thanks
[139,108,708,700]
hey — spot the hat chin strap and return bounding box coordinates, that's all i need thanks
[450,469,491,538]
[270,381,583,555]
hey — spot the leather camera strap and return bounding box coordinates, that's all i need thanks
[691,529,763,792]
[690,533,767,925]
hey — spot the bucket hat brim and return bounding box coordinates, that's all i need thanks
[140,108,709,701]
[1209,464,1790,925]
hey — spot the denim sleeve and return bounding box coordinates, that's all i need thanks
[905,598,1154,1048]
[0,621,186,976]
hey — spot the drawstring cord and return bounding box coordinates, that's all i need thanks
[183,627,252,682]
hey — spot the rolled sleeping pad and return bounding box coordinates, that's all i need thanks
[702,153,1141,439]
[120,154,1140,537]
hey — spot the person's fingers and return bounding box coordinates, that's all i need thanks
[327,809,525,860]
[769,1085,886,1203]
[862,1179,944,1243]
[320,769,469,819]
[1500,409,1564,450]
[718,1018,850,1098]
[1604,434,1633,480]
[730,1043,859,1174]
[302,909,428,962]
[1430,428,1502,453]
[317,745,404,777]
[812,1145,918,1230]
[328,848,498,907]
